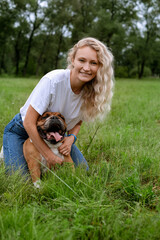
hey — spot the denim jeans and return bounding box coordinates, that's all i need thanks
[3,113,89,175]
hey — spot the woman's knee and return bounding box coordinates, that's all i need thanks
[71,144,89,170]
[3,115,29,175]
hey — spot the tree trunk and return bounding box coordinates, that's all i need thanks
[36,36,49,76]
[138,59,145,79]
[0,46,6,74]
[22,28,35,76]
[15,30,21,76]
[55,32,63,69]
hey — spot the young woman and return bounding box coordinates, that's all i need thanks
[3,37,114,175]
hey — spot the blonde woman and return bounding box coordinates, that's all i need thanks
[3,37,114,174]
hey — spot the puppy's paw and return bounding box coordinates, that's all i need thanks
[33,179,41,189]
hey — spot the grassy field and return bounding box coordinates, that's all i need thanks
[0,77,160,240]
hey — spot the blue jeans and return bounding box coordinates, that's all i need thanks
[3,113,89,175]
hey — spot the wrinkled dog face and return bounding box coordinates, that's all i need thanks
[37,112,67,144]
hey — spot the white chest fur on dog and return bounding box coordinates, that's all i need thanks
[40,141,64,173]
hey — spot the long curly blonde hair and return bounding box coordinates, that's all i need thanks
[67,37,114,121]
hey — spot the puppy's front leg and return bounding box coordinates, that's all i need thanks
[23,139,42,186]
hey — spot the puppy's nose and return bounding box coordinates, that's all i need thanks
[51,116,58,120]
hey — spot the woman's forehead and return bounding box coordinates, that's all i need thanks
[75,46,98,61]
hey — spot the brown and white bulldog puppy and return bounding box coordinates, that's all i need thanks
[23,112,74,188]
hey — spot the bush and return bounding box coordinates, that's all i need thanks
[115,66,129,78]
[129,66,152,78]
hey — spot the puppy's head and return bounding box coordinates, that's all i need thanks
[37,112,67,144]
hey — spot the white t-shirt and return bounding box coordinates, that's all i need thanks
[20,69,83,131]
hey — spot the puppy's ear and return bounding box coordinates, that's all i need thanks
[41,114,50,120]
[37,112,50,127]
[53,112,65,122]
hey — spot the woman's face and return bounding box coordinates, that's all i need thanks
[71,46,99,83]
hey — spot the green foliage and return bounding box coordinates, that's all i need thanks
[0,0,160,78]
[115,66,129,78]
[1,77,160,239]
[129,66,152,78]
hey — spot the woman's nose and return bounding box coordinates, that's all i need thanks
[83,62,90,71]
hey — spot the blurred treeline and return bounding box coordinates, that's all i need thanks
[0,0,160,78]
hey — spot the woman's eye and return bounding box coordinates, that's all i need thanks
[79,59,84,62]
[91,62,97,65]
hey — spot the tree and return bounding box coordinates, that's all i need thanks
[123,0,160,78]
[69,0,97,43]
[88,0,138,77]
[0,0,15,74]
[31,0,74,75]
[0,0,159,78]
[137,0,160,78]
[22,0,47,76]
[12,0,30,75]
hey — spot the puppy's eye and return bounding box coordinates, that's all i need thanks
[41,114,49,119]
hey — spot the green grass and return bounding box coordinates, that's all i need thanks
[0,77,160,239]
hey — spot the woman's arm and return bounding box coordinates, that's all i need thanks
[68,120,82,135]
[23,105,63,168]
[59,121,82,156]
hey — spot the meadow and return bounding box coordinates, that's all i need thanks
[0,77,160,240]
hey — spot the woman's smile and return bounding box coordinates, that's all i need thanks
[79,71,92,76]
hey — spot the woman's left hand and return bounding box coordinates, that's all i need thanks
[58,135,75,156]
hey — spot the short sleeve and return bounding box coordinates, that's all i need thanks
[30,77,53,115]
